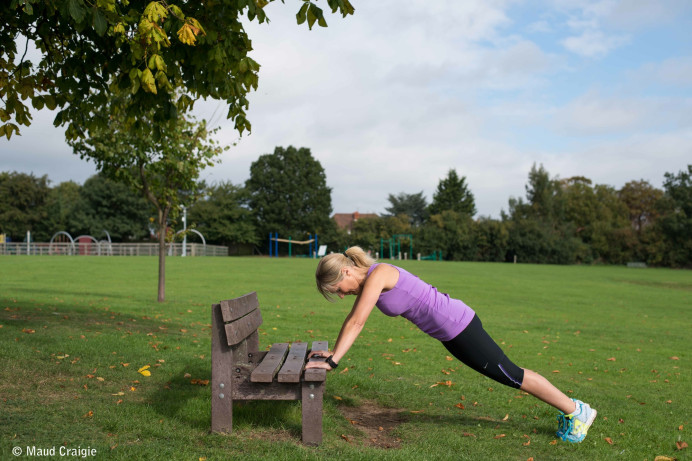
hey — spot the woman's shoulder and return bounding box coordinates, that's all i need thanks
[368,263,401,290]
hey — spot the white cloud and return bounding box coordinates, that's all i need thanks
[633,56,692,88]
[561,29,630,58]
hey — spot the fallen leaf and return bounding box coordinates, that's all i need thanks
[378,426,384,431]
[184,373,191,378]
[445,356,453,361]
[22,328,35,334]
[655,456,676,461]
[462,432,476,437]
[670,357,679,360]
[333,396,342,400]
[502,414,509,421]
[430,380,453,388]
[607,357,616,361]
[340,434,351,443]
[605,437,613,445]
[677,441,688,450]
[111,392,125,396]
[190,379,209,386]
[494,434,506,439]
[83,411,94,418]
[455,403,465,410]
[549,440,557,445]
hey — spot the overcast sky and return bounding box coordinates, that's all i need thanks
[3,0,692,218]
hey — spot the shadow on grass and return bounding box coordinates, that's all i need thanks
[149,365,302,439]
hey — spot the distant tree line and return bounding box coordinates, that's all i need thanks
[1,150,690,268]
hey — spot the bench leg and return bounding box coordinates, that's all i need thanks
[301,381,324,445]
[211,303,234,433]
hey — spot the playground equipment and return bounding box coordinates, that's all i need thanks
[173,228,207,256]
[49,231,76,255]
[380,234,413,260]
[419,250,443,261]
[268,232,319,258]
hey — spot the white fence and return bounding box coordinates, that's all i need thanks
[0,242,228,257]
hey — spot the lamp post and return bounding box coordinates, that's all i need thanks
[182,206,187,257]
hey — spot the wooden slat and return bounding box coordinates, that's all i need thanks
[304,341,329,382]
[250,343,289,383]
[232,381,301,400]
[224,308,263,346]
[278,342,308,383]
[219,292,259,323]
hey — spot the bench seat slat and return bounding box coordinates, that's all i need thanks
[219,292,260,323]
[251,343,289,383]
[304,341,329,382]
[278,342,309,383]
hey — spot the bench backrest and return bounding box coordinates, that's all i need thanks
[218,292,263,347]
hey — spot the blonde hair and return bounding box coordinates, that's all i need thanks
[315,246,376,301]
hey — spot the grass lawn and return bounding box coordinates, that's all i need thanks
[0,256,689,460]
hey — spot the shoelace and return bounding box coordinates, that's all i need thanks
[556,414,575,441]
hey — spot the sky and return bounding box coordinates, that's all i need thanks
[3,0,692,218]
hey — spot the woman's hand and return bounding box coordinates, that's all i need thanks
[308,350,331,359]
[305,360,333,370]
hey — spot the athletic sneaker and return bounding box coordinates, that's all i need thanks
[556,399,597,443]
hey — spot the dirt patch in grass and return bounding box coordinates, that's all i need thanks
[338,400,408,449]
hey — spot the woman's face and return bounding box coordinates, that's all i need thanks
[331,268,361,299]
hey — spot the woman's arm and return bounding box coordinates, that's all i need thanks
[307,265,398,369]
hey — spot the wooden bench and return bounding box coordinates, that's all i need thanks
[211,292,327,445]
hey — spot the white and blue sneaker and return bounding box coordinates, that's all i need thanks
[556,399,597,443]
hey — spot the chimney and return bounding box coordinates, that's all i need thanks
[353,211,360,220]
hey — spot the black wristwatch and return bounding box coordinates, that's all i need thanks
[325,355,339,369]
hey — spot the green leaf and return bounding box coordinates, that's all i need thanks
[92,8,107,36]
[144,1,168,22]
[307,4,317,29]
[141,68,157,94]
[68,0,87,23]
[296,2,309,25]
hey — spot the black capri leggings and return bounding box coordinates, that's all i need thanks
[441,314,525,389]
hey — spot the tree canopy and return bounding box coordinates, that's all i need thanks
[385,191,428,227]
[429,169,476,217]
[245,146,333,239]
[1,0,355,140]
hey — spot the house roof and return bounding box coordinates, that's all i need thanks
[332,211,379,231]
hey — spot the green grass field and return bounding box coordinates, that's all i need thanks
[0,256,689,460]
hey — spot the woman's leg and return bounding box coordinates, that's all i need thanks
[443,315,576,414]
[520,369,577,414]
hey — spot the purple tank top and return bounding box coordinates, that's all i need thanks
[368,263,475,341]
